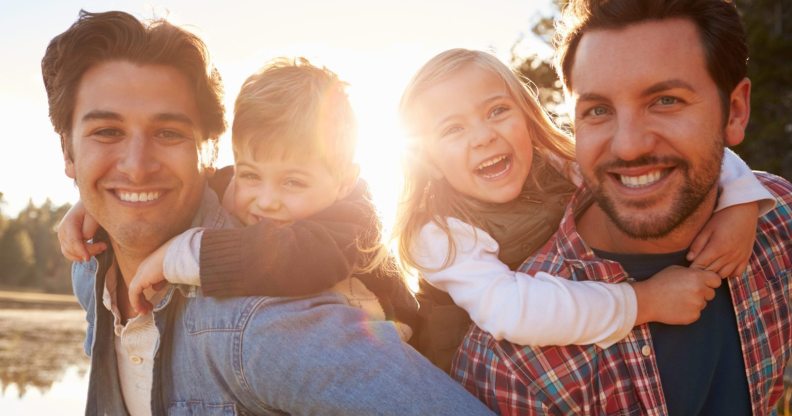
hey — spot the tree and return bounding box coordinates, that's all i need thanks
[734,0,792,180]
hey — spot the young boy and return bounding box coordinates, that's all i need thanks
[60,57,417,339]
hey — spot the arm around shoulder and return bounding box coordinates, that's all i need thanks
[413,218,637,348]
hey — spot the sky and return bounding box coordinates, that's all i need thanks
[0,0,556,228]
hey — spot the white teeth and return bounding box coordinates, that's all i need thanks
[619,170,663,188]
[118,191,161,202]
[477,155,507,170]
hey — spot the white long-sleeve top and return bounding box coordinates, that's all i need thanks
[412,148,774,349]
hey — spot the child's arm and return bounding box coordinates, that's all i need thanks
[57,200,107,262]
[413,218,720,348]
[128,228,202,314]
[687,148,774,277]
[198,180,375,297]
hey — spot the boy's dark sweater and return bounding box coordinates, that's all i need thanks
[202,166,418,330]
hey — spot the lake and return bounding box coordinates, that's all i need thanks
[0,302,89,415]
[0,295,789,414]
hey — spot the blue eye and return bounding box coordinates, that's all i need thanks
[657,96,679,105]
[586,106,610,117]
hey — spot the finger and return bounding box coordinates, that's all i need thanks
[687,229,712,261]
[134,297,153,315]
[717,264,737,280]
[129,286,148,314]
[705,257,729,277]
[734,260,749,277]
[703,287,716,302]
[85,242,108,257]
[60,244,85,262]
[152,281,167,291]
[702,272,722,289]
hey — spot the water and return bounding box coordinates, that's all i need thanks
[0,306,89,415]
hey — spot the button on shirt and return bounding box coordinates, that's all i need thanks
[102,261,163,416]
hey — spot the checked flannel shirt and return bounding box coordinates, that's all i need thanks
[453,172,792,415]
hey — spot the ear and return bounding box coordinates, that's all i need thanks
[62,136,76,179]
[724,78,751,147]
[337,163,361,198]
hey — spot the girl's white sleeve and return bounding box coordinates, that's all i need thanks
[716,148,774,214]
[412,218,637,348]
[163,228,203,286]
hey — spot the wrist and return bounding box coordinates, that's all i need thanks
[629,280,653,325]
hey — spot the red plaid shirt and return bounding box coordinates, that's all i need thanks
[453,172,792,415]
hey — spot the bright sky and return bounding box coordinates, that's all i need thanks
[0,0,555,231]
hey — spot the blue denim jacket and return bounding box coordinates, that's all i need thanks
[72,188,493,416]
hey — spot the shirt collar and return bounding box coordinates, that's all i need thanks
[553,186,630,283]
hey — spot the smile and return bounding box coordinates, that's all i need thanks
[617,169,669,188]
[475,155,512,179]
[116,191,161,203]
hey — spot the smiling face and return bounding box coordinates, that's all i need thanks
[231,149,353,225]
[412,64,534,204]
[66,61,206,255]
[570,18,749,240]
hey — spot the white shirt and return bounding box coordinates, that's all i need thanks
[102,261,163,416]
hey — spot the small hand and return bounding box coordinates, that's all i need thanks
[688,202,758,278]
[128,240,172,315]
[57,200,106,262]
[632,265,721,326]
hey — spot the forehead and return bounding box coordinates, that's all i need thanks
[570,18,712,96]
[413,64,509,128]
[73,61,200,126]
[237,145,335,174]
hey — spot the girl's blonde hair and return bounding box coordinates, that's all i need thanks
[394,48,576,272]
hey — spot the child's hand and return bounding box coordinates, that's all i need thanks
[687,202,758,278]
[129,240,172,315]
[631,265,721,326]
[57,200,106,262]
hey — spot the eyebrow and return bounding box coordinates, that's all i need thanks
[575,79,697,106]
[433,93,510,130]
[80,110,196,127]
[81,110,122,122]
[236,161,315,177]
[641,79,696,96]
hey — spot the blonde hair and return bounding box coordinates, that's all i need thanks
[232,57,357,178]
[232,57,388,275]
[394,48,576,272]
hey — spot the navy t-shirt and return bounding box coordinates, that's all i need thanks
[593,249,751,415]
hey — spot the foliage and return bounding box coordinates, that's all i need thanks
[512,0,791,180]
[0,197,73,294]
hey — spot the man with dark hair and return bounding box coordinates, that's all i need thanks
[454,0,792,414]
[43,10,493,415]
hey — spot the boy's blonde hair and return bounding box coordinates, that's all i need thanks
[394,48,576,272]
[232,57,388,275]
[232,57,357,178]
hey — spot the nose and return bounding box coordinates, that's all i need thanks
[610,112,656,161]
[256,189,281,212]
[470,122,497,148]
[117,134,161,182]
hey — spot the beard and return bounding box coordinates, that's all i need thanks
[586,138,724,240]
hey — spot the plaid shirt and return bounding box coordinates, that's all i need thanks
[453,172,792,415]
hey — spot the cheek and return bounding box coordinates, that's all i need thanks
[429,142,465,178]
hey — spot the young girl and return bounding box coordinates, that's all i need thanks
[393,48,773,372]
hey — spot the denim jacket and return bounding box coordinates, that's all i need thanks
[72,188,493,416]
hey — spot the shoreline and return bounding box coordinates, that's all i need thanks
[0,289,80,309]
